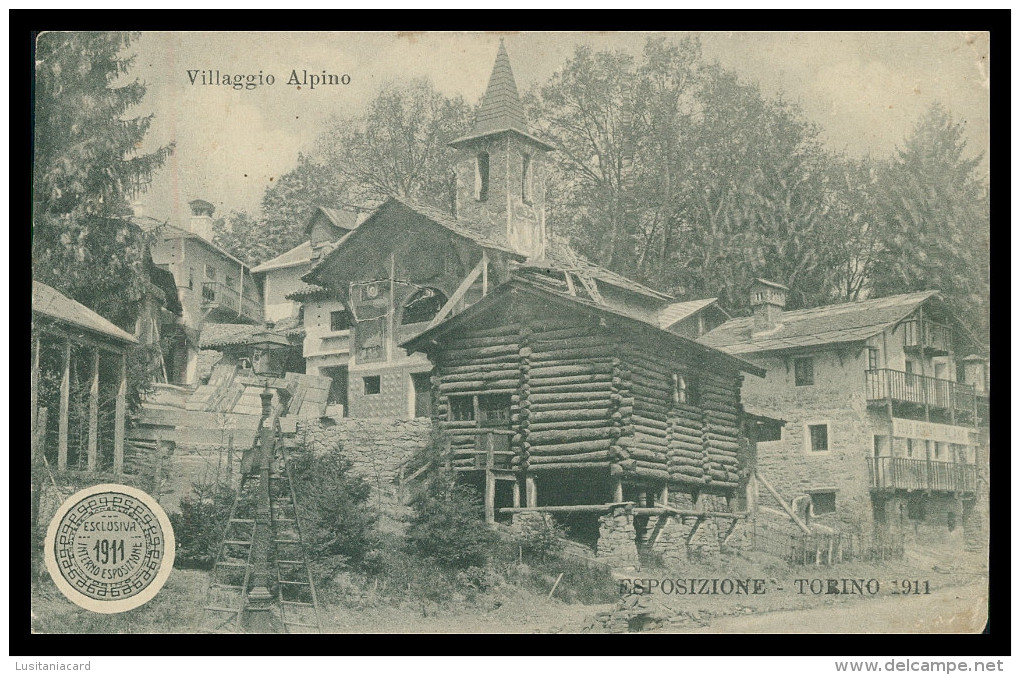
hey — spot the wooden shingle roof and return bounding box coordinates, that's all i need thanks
[698,291,941,355]
[33,281,138,345]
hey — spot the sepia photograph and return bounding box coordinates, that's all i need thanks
[29,29,991,639]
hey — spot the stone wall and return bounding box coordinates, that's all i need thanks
[740,349,876,533]
[596,505,639,569]
[294,417,433,494]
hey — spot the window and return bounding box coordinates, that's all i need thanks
[672,372,699,406]
[873,435,884,457]
[904,360,915,386]
[363,375,381,395]
[794,357,814,386]
[906,438,915,458]
[808,424,828,452]
[450,395,475,422]
[188,267,195,290]
[475,152,490,201]
[521,154,533,204]
[330,310,351,332]
[478,394,511,427]
[810,491,836,515]
[868,347,880,371]
[933,442,942,460]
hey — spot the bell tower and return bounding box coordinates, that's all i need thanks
[449,40,553,259]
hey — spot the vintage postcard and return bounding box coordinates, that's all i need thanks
[30,30,991,636]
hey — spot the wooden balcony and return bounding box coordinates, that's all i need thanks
[901,319,951,356]
[865,368,976,420]
[867,457,976,493]
[201,282,263,324]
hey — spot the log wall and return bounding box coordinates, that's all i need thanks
[429,304,747,492]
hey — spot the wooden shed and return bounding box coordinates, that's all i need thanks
[402,274,766,538]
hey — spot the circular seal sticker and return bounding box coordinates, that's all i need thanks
[44,483,175,614]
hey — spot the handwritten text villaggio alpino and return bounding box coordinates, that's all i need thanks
[186,69,351,90]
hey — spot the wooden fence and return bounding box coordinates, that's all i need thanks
[752,521,903,565]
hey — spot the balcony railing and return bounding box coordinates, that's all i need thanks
[865,368,976,416]
[867,457,977,493]
[201,281,263,323]
[901,319,952,354]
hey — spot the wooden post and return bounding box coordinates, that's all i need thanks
[512,477,521,508]
[481,251,488,296]
[525,474,537,507]
[613,477,623,503]
[114,351,127,474]
[660,484,669,508]
[756,471,811,534]
[31,337,40,434]
[484,432,495,524]
[58,339,71,470]
[87,348,100,471]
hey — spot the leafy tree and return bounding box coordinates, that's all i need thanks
[317,78,471,210]
[870,103,990,341]
[33,31,173,327]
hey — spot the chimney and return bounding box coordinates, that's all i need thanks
[188,199,216,241]
[750,278,788,333]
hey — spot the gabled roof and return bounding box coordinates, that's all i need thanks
[303,196,526,285]
[33,281,138,345]
[657,298,725,330]
[448,41,554,151]
[132,216,251,270]
[285,282,334,301]
[252,241,323,274]
[303,206,361,236]
[698,290,942,355]
[401,277,765,378]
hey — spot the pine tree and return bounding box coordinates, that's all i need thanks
[32,31,173,327]
[871,103,989,342]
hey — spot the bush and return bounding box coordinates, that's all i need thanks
[288,442,378,569]
[512,515,567,563]
[169,480,234,569]
[405,471,499,570]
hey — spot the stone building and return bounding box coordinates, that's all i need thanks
[252,206,360,324]
[135,199,263,384]
[699,279,989,549]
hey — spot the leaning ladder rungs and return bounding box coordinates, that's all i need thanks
[279,580,310,586]
[273,539,301,544]
[281,600,315,607]
[222,540,253,546]
[277,560,305,565]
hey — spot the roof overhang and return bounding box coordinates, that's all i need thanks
[401,279,766,378]
[448,127,555,152]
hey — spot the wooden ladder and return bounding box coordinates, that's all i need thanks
[198,474,259,633]
[271,441,322,633]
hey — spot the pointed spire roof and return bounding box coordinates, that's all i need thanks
[472,40,528,136]
[449,40,554,151]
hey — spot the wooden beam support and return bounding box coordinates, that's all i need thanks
[755,471,811,534]
[87,348,100,471]
[58,340,71,470]
[114,352,127,474]
[613,477,623,503]
[428,256,485,329]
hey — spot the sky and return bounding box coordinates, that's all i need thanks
[123,31,990,226]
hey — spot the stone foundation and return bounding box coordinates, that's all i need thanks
[596,505,639,568]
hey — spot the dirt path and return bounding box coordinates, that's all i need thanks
[683,581,987,633]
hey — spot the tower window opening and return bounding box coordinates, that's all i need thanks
[475,152,489,202]
[522,154,533,204]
